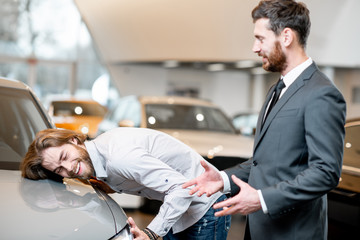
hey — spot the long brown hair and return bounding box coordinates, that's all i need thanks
[20,129,87,180]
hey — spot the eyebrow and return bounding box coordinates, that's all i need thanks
[59,150,64,163]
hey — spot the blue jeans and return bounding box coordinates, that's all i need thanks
[163,195,231,240]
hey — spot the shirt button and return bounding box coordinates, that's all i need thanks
[253,161,258,166]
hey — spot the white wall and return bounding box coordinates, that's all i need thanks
[107,64,168,97]
[107,63,252,116]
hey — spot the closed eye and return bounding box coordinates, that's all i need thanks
[54,150,67,174]
[54,166,64,174]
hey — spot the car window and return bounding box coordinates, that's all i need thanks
[145,104,236,133]
[52,101,107,117]
[344,124,360,168]
[0,87,49,170]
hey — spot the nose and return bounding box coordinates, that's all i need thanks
[252,40,260,53]
[60,160,73,172]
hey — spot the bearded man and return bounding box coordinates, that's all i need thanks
[183,1,346,239]
[21,127,231,240]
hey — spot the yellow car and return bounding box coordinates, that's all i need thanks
[48,98,107,139]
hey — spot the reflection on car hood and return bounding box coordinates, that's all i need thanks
[0,170,124,240]
[159,129,254,159]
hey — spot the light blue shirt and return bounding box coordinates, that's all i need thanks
[84,127,221,237]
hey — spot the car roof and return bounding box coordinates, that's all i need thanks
[139,95,216,107]
[50,98,101,104]
[345,118,360,127]
[0,77,29,90]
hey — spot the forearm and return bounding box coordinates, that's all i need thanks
[147,189,193,236]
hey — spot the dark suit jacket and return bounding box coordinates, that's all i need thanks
[225,63,346,240]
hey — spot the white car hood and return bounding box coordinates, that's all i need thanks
[159,129,254,159]
[0,170,126,240]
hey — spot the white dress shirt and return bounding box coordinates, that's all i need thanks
[221,57,313,214]
[84,127,222,237]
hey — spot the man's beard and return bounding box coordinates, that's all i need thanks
[262,41,287,73]
[68,144,95,179]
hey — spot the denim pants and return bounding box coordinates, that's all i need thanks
[163,195,231,240]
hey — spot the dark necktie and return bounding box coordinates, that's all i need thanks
[262,78,286,126]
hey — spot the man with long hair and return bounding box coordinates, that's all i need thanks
[21,127,231,240]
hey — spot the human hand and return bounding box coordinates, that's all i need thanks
[128,217,150,240]
[213,175,261,216]
[182,159,224,197]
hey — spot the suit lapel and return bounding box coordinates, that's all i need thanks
[253,63,318,151]
[254,85,275,148]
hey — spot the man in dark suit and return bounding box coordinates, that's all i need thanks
[183,0,346,239]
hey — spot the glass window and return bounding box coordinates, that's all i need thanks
[36,63,71,97]
[0,62,29,84]
[0,0,111,103]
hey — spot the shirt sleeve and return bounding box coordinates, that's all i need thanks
[220,171,231,193]
[110,146,197,237]
[257,190,269,214]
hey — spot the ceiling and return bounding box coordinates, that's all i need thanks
[74,0,360,68]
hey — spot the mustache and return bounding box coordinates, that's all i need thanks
[258,52,267,58]
[68,159,80,178]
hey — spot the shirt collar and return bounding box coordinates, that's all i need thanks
[282,57,313,88]
[84,141,108,178]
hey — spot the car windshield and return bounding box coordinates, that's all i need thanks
[145,104,236,133]
[0,87,49,170]
[52,101,107,117]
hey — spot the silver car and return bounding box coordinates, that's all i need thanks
[0,77,132,239]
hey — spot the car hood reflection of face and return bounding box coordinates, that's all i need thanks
[0,170,124,239]
[20,177,99,211]
[159,129,254,159]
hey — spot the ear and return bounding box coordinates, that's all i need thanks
[281,27,294,47]
[69,137,78,145]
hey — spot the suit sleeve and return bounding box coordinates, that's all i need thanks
[224,157,253,196]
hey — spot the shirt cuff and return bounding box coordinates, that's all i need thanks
[220,171,231,193]
[257,190,268,214]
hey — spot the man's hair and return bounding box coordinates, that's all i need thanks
[252,0,311,48]
[20,129,87,180]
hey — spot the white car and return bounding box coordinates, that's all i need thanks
[0,77,132,239]
[98,95,254,171]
